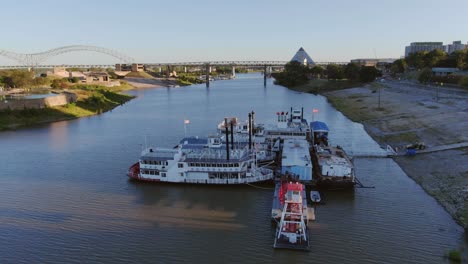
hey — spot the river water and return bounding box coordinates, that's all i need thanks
[0,73,465,263]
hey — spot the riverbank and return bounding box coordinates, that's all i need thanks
[124,77,180,89]
[322,80,468,230]
[290,79,362,94]
[0,84,135,130]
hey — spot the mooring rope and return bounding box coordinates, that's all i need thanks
[245,183,275,190]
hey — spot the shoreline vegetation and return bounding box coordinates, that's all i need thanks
[0,66,243,130]
[0,83,135,131]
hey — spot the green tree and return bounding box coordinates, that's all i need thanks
[0,69,34,88]
[32,77,49,86]
[326,64,344,80]
[272,61,308,87]
[406,51,427,69]
[391,59,407,75]
[344,63,360,81]
[359,66,381,82]
[451,50,467,69]
[424,49,447,68]
[418,68,432,84]
[310,65,324,78]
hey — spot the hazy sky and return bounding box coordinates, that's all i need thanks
[1,0,467,65]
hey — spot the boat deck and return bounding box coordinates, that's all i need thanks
[272,182,316,221]
[273,234,310,251]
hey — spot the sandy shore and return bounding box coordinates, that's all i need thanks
[125,77,179,89]
[323,80,468,229]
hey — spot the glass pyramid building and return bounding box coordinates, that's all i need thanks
[290,47,315,66]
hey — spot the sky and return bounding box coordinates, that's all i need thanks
[0,0,467,65]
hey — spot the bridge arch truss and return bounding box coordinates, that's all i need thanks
[0,45,135,67]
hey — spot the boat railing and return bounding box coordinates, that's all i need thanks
[182,171,272,185]
[187,167,240,172]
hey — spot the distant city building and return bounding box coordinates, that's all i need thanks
[290,47,315,66]
[405,42,445,57]
[447,41,467,54]
[84,72,110,83]
[350,58,397,67]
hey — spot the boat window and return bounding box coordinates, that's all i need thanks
[155,171,159,175]
[161,173,166,177]
[178,163,184,168]
[180,173,184,177]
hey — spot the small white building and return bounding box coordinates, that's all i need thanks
[432,67,459,77]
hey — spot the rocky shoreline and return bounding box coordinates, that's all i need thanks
[321,80,468,230]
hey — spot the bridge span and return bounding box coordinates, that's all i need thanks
[0,45,348,87]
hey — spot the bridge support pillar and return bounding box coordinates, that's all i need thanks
[232,66,236,79]
[205,64,210,88]
[263,65,267,87]
[166,65,171,78]
[184,66,187,73]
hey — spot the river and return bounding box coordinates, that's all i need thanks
[0,73,465,263]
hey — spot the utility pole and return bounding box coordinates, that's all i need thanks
[378,86,381,109]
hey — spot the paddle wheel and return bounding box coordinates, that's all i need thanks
[273,182,310,250]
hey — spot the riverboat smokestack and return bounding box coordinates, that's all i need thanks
[251,111,255,139]
[248,113,252,150]
[301,107,304,120]
[290,107,293,121]
[225,118,230,160]
[230,120,234,150]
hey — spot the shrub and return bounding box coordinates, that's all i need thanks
[446,249,461,263]
[459,76,468,89]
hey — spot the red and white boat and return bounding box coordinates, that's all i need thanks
[273,181,311,250]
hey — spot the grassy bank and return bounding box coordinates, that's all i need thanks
[287,79,362,94]
[0,85,135,130]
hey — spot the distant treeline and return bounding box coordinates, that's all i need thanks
[391,49,468,74]
[272,61,381,87]
[390,49,468,87]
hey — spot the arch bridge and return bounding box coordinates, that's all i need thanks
[0,45,135,67]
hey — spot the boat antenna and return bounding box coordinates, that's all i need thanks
[248,112,252,150]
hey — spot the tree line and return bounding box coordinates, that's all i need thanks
[391,49,468,75]
[390,49,468,88]
[273,61,381,87]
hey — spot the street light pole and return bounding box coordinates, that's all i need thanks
[378,86,381,109]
